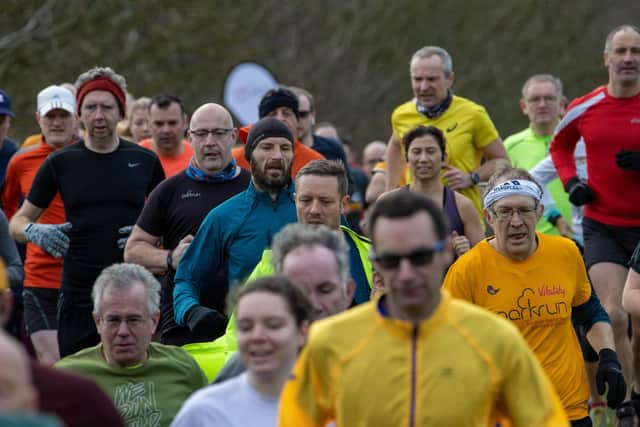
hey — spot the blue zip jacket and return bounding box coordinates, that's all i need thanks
[173,180,297,325]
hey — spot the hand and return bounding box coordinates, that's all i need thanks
[565,177,595,206]
[596,348,626,408]
[170,235,194,270]
[443,165,473,190]
[117,225,134,250]
[616,150,640,171]
[185,305,229,340]
[555,217,574,239]
[24,222,72,258]
[451,230,470,256]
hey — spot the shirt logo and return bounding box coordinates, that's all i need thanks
[631,118,640,124]
[181,190,201,199]
[446,122,458,132]
[128,162,141,168]
[486,285,500,295]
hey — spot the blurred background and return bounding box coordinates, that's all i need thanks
[2,0,639,151]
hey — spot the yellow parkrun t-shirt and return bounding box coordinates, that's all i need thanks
[391,96,500,217]
[443,233,591,420]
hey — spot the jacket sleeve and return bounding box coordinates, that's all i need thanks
[549,101,582,186]
[173,210,225,325]
[278,327,334,427]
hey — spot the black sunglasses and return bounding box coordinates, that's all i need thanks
[370,242,445,270]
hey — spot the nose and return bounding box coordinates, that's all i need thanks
[309,198,322,213]
[116,321,131,336]
[396,257,417,281]
[508,211,525,225]
[270,146,284,160]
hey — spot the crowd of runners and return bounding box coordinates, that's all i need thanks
[0,23,639,427]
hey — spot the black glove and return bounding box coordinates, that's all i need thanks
[565,176,595,206]
[596,348,626,408]
[185,305,228,340]
[616,150,640,171]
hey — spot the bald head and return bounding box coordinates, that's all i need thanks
[188,103,238,175]
[190,103,233,129]
[363,140,387,176]
[0,330,37,412]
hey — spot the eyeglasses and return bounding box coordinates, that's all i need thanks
[490,206,538,220]
[102,315,146,330]
[370,242,445,269]
[299,111,312,118]
[190,128,233,140]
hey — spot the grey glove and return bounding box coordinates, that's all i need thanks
[24,222,72,258]
[117,225,134,250]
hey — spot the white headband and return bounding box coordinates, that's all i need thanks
[483,179,542,208]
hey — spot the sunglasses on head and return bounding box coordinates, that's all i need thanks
[370,241,445,269]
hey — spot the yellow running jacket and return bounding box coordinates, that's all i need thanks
[278,292,568,427]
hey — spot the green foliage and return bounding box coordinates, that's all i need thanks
[1,0,639,150]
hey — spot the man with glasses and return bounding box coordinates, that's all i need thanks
[443,166,624,426]
[56,263,207,427]
[9,67,165,357]
[124,103,250,345]
[279,190,568,426]
[504,74,572,237]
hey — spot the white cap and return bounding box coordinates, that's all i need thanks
[37,85,75,116]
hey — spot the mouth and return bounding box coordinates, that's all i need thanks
[246,348,275,364]
[508,232,528,243]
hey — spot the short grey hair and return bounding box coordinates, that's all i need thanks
[272,223,351,292]
[604,25,640,53]
[74,67,127,93]
[92,263,160,316]
[410,46,453,77]
[521,74,564,99]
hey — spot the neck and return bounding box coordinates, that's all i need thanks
[251,178,284,201]
[300,132,313,147]
[384,292,441,324]
[247,369,290,399]
[607,81,640,98]
[530,121,557,137]
[409,178,443,205]
[85,135,119,153]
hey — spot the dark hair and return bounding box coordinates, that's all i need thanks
[402,125,446,161]
[295,159,348,198]
[149,94,185,115]
[368,191,449,241]
[233,276,312,326]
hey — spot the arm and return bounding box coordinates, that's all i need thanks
[9,200,44,243]
[1,159,22,220]
[0,210,23,290]
[384,134,404,191]
[549,111,581,186]
[443,139,510,190]
[123,225,193,274]
[455,193,484,247]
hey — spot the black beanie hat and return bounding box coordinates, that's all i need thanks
[258,86,300,119]
[245,117,295,162]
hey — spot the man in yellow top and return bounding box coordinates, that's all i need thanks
[385,46,509,218]
[443,166,626,425]
[279,190,568,427]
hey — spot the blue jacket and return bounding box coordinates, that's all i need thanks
[173,180,297,325]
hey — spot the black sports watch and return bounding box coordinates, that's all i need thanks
[470,171,481,185]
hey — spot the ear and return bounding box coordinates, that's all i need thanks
[151,312,160,333]
[447,71,456,88]
[484,207,495,228]
[519,98,528,115]
[93,312,102,332]
[345,278,356,302]
[297,320,310,348]
[558,96,567,115]
[341,194,350,216]
[603,51,609,68]
[535,203,544,222]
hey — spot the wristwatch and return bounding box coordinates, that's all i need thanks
[470,172,481,185]
[166,250,175,272]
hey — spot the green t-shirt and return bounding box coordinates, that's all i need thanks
[503,126,572,234]
[56,342,208,427]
